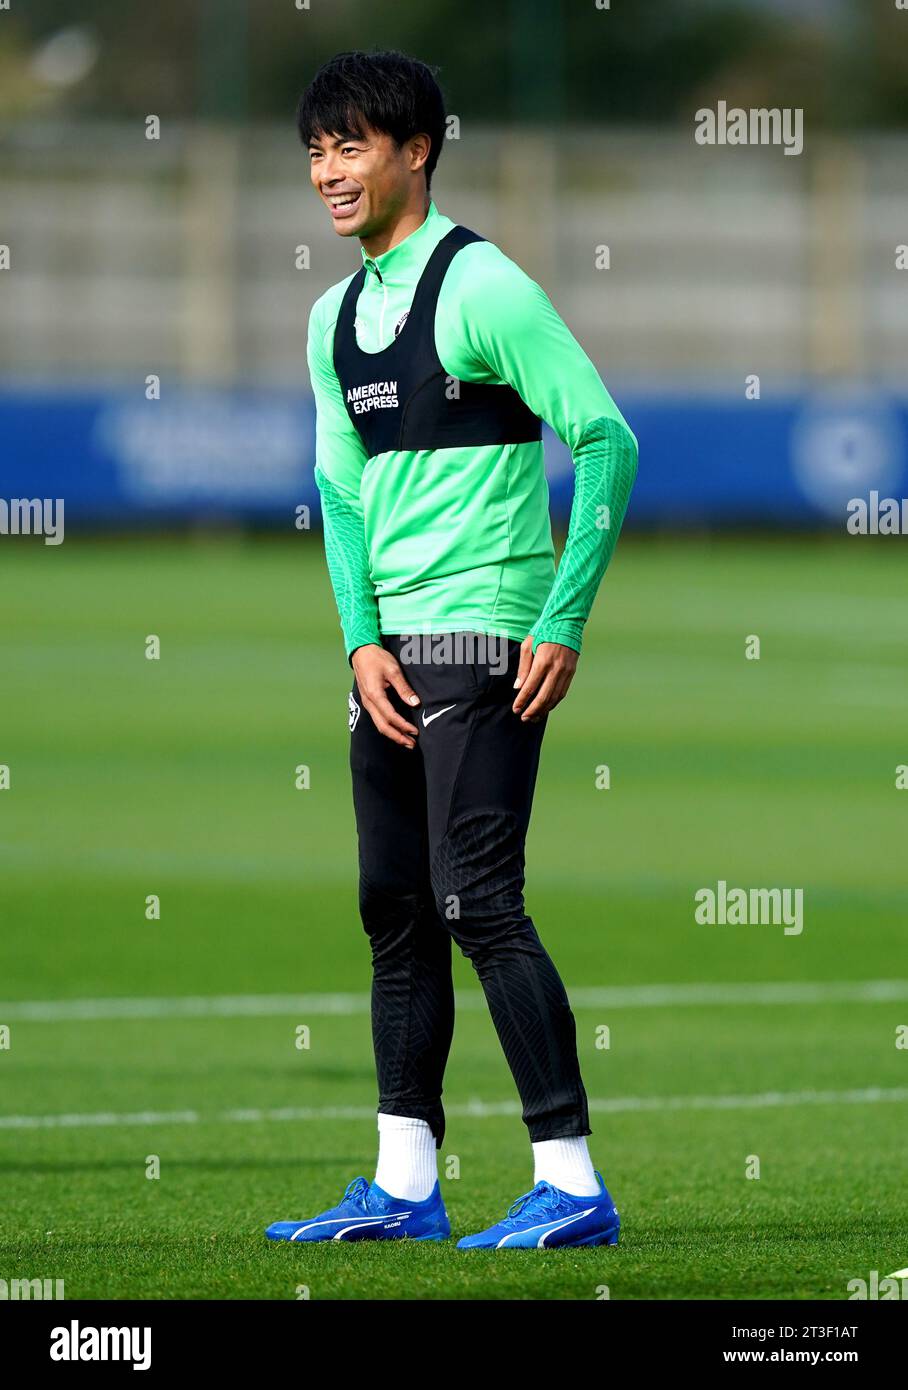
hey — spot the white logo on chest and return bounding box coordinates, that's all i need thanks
[347,381,399,414]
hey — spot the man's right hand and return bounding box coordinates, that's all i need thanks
[351,644,421,749]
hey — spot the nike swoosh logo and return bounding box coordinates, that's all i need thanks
[422,704,457,727]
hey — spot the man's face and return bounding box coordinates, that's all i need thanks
[308,124,419,240]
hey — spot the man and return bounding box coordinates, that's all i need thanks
[266,49,637,1250]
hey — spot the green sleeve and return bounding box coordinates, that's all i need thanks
[531,416,638,651]
[315,467,382,659]
[438,247,638,653]
[308,293,382,659]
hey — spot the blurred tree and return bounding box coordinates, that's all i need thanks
[0,0,903,129]
[865,0,908,128]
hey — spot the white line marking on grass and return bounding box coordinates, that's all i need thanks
[573,980,908,1009]
[3,979,908,1022]
[2,1086,906,1131]
[0,1110,201,1130]
[887,1267,908,1279]
[0,994,370,1021]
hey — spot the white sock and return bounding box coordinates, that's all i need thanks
[532,1136,601,1196]
[374,1114,438,1201]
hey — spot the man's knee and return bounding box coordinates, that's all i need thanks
[359,868,445,963]
[430,809,530,953]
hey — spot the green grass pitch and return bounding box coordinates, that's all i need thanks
[1,534,906,1300]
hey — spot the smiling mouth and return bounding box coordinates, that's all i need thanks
[326,190,362,219]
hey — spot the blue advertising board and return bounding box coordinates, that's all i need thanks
[1,384,905,530]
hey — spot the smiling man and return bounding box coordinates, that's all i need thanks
[266,49,637,1251]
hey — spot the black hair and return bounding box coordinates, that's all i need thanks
[297,50,446,192]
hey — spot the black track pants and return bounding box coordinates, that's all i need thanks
[349,633,590,1148]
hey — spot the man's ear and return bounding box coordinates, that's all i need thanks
[408,132,431,174]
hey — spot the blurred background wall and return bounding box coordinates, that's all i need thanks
[1,0,907,529]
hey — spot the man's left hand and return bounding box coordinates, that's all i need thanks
[511,637,578,722]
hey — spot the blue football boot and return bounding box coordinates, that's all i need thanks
[457,1172,619,1249]
[265,1175,450,1243]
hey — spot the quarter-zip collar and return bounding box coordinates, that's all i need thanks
[360,200,450,285]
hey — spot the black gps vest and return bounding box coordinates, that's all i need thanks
[332,225,542,459]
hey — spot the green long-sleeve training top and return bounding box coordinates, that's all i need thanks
[309,199,638,658]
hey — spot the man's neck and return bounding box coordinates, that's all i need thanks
[360,197,431,260]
